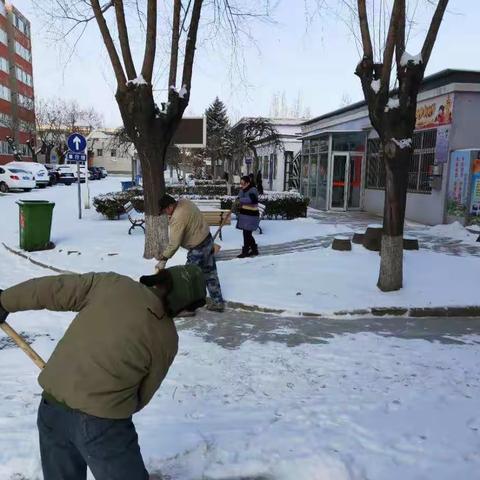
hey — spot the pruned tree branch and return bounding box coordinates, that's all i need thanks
[168,0,182,88]
[357,0,373,59]
[91,0,127,87]
[421,0,449,66]
[114,0,137,80]
[141,0,157,82]
[181,0,204,98]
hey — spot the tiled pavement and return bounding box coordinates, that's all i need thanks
[216,210,480,261]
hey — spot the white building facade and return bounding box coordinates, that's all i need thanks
[236,118,304,192]
[88,129,134,175]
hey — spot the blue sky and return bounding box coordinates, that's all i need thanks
[13,0,480,126]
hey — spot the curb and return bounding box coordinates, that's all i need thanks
[2,242,73,274]
[4,243,480,319]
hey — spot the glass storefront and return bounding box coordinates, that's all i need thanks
[300,132,366,210]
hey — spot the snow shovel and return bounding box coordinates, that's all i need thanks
[212,210,232,255]
[0,321,46,370]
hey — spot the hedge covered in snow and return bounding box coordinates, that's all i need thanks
[221,192,309,219]
[94,188,309,220]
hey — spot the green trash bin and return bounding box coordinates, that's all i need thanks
[16,200,55,251]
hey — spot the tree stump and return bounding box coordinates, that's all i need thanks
[352,232,364,244]
[363,224,383,251]
[332,236,352,251]
[403,237,419,250]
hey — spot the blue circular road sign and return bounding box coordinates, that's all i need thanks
[67,133,87,152]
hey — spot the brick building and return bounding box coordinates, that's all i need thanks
[0,1,35,165]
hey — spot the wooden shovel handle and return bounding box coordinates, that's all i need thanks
[1,322,46,370]
[212,211,232,242]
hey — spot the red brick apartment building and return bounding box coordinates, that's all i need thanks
[0,0,35,165]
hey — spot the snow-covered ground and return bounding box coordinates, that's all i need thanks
[427,221,480,245]
[220,245,480,314]
[1,176,478,314]
[0,176,352,279]
[1,178,480,479]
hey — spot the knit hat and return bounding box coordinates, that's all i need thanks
[140,265,206,316]
[159,194,176,212]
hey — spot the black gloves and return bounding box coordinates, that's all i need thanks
[0,290,9,324]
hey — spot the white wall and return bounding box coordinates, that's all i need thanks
[365,182,448,226]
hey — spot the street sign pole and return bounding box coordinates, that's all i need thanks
[67,133,88,218]
[77,162,82,219]
[84,152,90,209]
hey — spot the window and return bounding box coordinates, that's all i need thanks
[365,129,437,194]
[97,149,103,157]
[0,140,11,154]
[270,153,278,180]
[17,93,33,110]
[0,28,6,45]
[110,149,116,157]
[16,66,32,86]
[365,138,385,189]
[0,84,11,102]
[13,13,30,37]
[408,129,436,193]
[19,121,35,133]
[0,57,8,73]
[15,41,31,62]
[0,112,12,126]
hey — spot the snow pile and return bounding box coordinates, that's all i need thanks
[170,85,189,98]
[126,75,148,86]
[371,79,381,93]
[392,138,412,149]
[400,51,423,66]
[385,98,399,112]
[428,221,480,245]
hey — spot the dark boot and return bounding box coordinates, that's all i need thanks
[250,244,259,256]
[237,247,250,258]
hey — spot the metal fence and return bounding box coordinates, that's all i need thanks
[366,128,437,194]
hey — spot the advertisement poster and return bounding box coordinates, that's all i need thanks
[416,94,454,130]
[447,150,471,217]
[470,153,480,217]
[435,125,450,164]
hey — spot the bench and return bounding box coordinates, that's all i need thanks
[124,201,145,235]
[257,203,266,235]
[201,209,232,229]
[194,199,221,209]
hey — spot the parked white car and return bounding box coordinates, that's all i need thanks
[7,161,50,188]
[0,165,36,193]
[66,161,88,182]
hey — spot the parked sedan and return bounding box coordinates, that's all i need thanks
[7,161,50,188]
[44,165,60,186]
[56,166,75,185]
[0,166,36,193]
[98,166,108,178]
[88,166,102,180]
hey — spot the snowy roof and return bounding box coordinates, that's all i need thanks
[302,69,480,127]
[232,117,307,130]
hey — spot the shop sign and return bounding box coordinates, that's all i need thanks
[447,150,470,217]
[435,125,450,164]
[416,94,454,130]
[470,153,480,217]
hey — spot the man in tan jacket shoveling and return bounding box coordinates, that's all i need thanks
[0,265,206,480]
[156,194,225,313]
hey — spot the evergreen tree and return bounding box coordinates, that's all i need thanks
[205,97,232,178]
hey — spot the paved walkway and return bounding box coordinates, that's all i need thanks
[216,210,480,261]
[177,308,480,349]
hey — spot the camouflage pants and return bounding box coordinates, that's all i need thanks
[187,234,224,306]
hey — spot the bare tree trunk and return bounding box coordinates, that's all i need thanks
[138,146,169,259]
[378,140,410,291]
